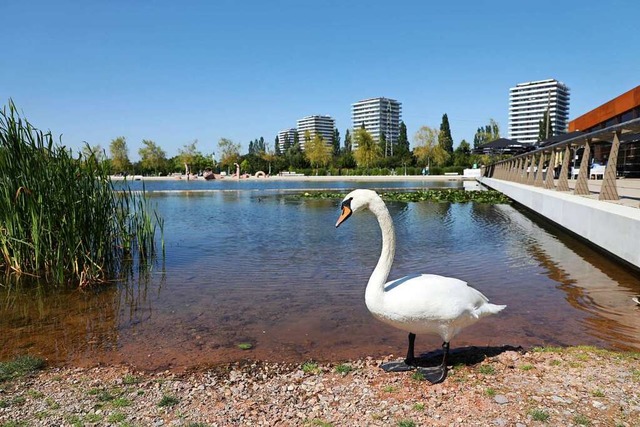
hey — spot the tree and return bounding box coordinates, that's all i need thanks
[262,143,277,175]
[453,140,472,167]
[343,129,352,152]
[538,111,552,142]
[379,132,388,157]
[109,136,132,173]
[353,128,381,170]
[138,139,167,175]
[218,138,241,174]
[473,119,500,149]
[285,141,308,169]
[332,128,340,156]
[396,121,410,156]
[438,114,454,157]
[274,136,281,156]
[413,126,449,168]
[293,132,300,150]
[303,130,312,150]
[178,140,202,175]
[305,133,331,174]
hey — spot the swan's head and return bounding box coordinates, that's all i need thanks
[335,189,379,228]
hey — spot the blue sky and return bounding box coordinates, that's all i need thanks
[3,0,639,160]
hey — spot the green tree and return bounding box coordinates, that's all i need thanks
[332,128,341,156]
[285,141,308,169]
[305,133,331,174]
[343,129,352,152]
[396,121,410,155]
[218,138,241,174]
[138,139,167,175]
[379,132,388,157]
[262,143,277,175]
[538,111,552,142]
[109,136,132,173]
[413,126,449,169]
[353,128,381,170]
[274,136,281,156]
[438,114,454,157]
[178,140,202,174]
[453,140,472,167]
[303,130,312,150]
[473,119,500,149]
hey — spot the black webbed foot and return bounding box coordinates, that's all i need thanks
[380,359,416,372]
[416,365,448,384]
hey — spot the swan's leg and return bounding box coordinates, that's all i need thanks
[380,333,416,372]
[417,341,449,384]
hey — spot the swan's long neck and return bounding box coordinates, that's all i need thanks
[365,196,396,307]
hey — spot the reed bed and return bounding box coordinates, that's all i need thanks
[0,101,163,287]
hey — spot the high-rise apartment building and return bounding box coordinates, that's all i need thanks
[508,79,570,145]
[296,115,335,150]
[277,128,297,152]
[351,97,402,155]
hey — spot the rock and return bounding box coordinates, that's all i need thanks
[494,395,508,405]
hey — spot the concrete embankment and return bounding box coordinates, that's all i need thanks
[479,177,640,270]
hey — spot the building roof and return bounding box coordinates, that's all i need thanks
[473,138,531,155]
[481,138,524,149]
[569,85,640,131]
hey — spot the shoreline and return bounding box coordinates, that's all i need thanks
[110,174,478,183]
[2,346,638,426]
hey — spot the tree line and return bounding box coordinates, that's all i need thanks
[96,114,501,177]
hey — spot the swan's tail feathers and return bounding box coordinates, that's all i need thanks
[474,303,507,318]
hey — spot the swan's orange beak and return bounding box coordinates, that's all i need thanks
[335,205,352,228]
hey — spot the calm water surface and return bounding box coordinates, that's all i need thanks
[2,179,639,370]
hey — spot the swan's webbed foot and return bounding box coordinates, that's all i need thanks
[380,359,416,372]
[416,365,448,384]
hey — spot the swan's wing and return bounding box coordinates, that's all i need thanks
[382,274,501,320]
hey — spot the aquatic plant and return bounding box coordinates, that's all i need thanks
[298,189,511,204]
[0,101,163,287]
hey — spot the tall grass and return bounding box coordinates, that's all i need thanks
[0,100,163,287]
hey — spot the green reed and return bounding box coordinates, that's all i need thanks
[0,100,163,287]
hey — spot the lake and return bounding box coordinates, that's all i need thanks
[2,178,639,370]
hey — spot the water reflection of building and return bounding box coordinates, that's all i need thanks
[569,85,640,178]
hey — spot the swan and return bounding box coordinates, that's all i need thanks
[335,189,506,384]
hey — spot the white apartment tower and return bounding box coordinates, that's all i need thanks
[508,79,570,145]
[351,97,402,154]
[296,115,335,150]
[277,128,297,152]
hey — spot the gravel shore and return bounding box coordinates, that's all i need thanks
[2,346,639,426]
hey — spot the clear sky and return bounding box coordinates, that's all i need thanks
[3,0,639,161]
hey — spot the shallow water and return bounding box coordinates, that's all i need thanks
[2,181,639,370]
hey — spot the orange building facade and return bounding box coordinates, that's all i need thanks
[569,86,640,178]
[569,86,640,132]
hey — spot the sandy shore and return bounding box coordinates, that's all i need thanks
[2,347,638,426]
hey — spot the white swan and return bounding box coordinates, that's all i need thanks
[335,189,506,384]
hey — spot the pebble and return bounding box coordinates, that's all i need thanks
[494,395,509,405]
[1,349,638,426]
